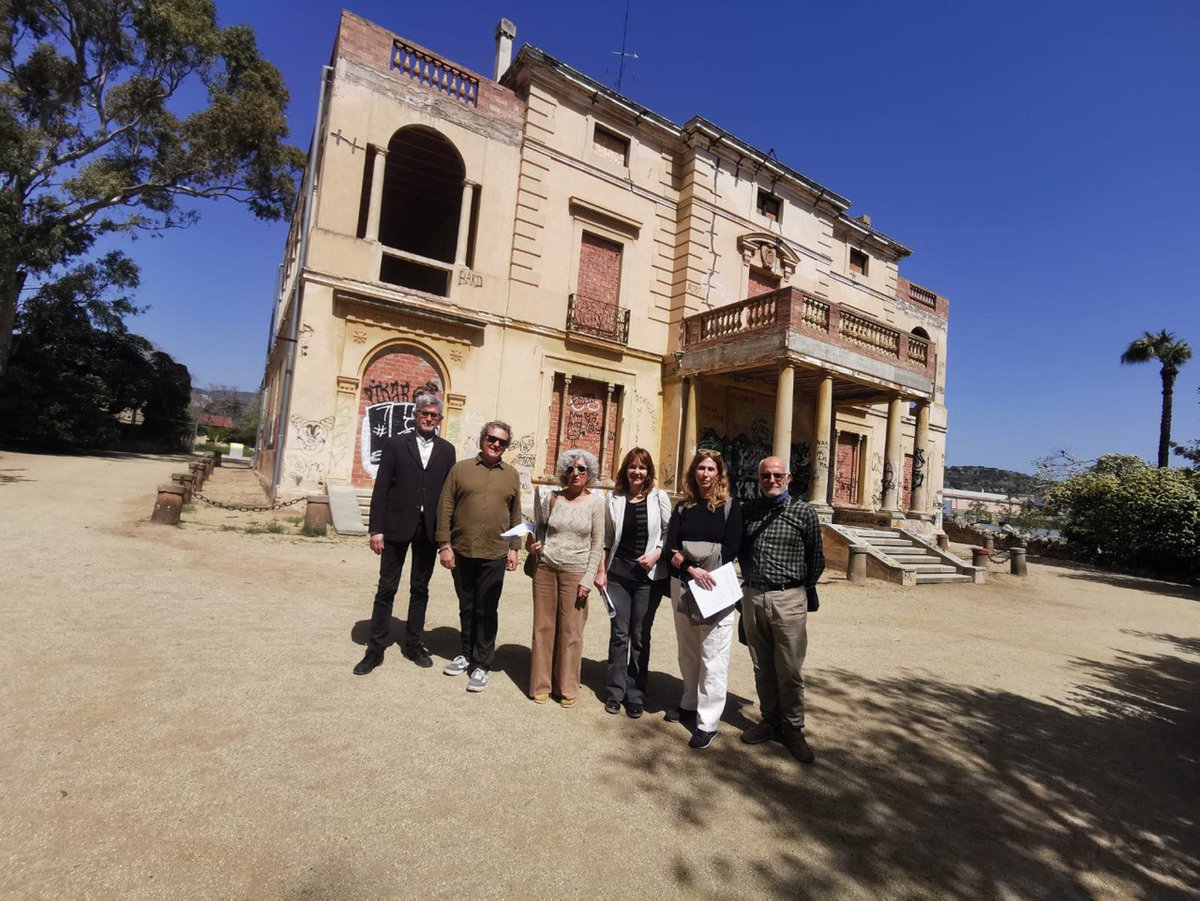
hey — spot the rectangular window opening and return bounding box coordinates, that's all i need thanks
[849,247,869,276]
[593,124,630,167]
[356,146,376,240]
[380,256,450,296]
[757,189,782,223]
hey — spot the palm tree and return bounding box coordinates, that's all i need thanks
[1120,330,1193,467]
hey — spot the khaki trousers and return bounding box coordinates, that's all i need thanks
[530,563,588,700]
[741,585,808,730]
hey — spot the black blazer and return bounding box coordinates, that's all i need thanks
[368,431,456,542]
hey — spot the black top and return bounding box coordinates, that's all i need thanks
[615,497,649,561]
[367,431,456,542]
[665,498,742,582]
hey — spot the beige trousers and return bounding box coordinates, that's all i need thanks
[530,563,588,700]
[741,585,808,730]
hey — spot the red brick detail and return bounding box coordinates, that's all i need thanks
[545,375,619,480]
[748,268,780,298]
[577,233,622,304]
[333,11,525,125]
[896,276,949,318]
[834,433,860,504]
[351,347,444,487]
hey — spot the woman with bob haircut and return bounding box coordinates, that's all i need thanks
[525,448,605,706]
[663,448,742,750]
[594,447,672,718]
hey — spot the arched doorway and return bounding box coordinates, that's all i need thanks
[352,345,446,487]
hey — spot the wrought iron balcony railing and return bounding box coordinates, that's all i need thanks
[566,293,631,346]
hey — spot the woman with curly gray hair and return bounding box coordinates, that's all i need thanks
[525,448,605,706]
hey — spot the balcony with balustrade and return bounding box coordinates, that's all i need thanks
[677,287,935,401]
[566,293,631,348]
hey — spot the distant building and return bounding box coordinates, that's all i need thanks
[942,488,1027,517]
[258,12,952,531]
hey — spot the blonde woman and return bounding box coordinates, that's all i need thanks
[525,449,605,706]
[593,447,671,718]
[664,449,742,749]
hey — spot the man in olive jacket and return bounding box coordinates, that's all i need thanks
[354,392,456,674]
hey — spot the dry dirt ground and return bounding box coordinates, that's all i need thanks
[1,451,1197,900]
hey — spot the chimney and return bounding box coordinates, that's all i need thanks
[857,213,872,227]
[494,19,516,81]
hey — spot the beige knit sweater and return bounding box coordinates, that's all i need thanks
[536,488,606,591]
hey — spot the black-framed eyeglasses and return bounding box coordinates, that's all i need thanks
[760,472,788,482]
[483,435,510,448]
[565,464,589,474]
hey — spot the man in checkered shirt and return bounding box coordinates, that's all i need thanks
[738,455,825,763]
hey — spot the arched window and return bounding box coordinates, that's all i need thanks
[911,326,930,340]
[377,126,467,295]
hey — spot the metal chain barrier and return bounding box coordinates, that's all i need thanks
[191,491,307,513]
[988,547,1011,565]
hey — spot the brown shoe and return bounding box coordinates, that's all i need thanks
[741,720,782,745]
[783,728,816,764]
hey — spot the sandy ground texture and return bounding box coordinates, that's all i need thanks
[1,450,1197,900]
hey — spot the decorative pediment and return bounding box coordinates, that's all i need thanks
[737,232,799,280]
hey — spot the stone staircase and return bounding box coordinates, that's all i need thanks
[824,524,980,586]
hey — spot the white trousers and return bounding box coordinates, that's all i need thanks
[673,602,735,733]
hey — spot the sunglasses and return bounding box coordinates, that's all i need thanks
[415,410,443,420]
[565,464,589,474]
[483,435,510,448]
[760,472,788,482]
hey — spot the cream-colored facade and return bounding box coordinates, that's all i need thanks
[258,12,951,531]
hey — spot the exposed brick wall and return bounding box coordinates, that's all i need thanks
[351,347,444,487]
[544,375,620,481]
[748,268,780,298]
[577,232,622,304]
[896,276,949,318]
[334,11,525,125]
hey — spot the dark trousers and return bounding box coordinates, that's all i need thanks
[606,568,652,704]
[451,555,507,671]
[632,579,667,700]
[368,533,438,656]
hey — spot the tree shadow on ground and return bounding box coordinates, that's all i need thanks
[0,468,32,484]
[1032,557,1200,602]
[607,633,1200,898]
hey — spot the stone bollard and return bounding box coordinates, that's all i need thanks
[984,534,995,552]
[972,547,991,568]
[847,545,869,583]
[1010,547,1028,577]
[151,484,186,525]
[172,472,194,503]
[304,495,331,535]
[936,534,950,551]
[213,450,222,468]
[189,462,205,491]
[203,455,214,478]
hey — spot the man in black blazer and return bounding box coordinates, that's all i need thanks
[354,392,456,674]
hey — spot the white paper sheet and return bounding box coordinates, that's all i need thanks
[597,585,617,619]
[499,521,534,539]
[687,562,742,617]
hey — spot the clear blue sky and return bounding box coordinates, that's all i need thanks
[122,0,1200,472]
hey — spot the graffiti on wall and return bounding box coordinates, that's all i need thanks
[911,447,927,489]
[790,441,812,497]
[504,432,537,493]
[564,391,604,444]
[358,402,416,478]
[630,391,657,448]
[362,379,440,406]
[329,394,354,473]
[870,452,883,509]
[288,415,335,486]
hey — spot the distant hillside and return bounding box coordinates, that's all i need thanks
[944,465,1051,497]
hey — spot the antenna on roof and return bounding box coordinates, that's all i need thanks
[612,0,638,93]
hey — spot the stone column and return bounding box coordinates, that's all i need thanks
[454,181,476,266]
[682,377,699,469]
[599,382,614,480]
[554,374,572,469]
[772,363,794,461]
[364,147,387,242]
[881,395,905,517]
[807,374,833,512]
[909,401,931,515]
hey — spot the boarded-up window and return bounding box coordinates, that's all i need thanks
[592,124,630,166]
[577,232,622,304]
[545,375,621,480]
[850,247,869,276]
[834,433,860,505]
[748,268,780,298]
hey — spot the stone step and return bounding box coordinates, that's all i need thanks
[915,573,974,584]
[904,564,959,574]
[891,553,940,563]
[864,539,917,549]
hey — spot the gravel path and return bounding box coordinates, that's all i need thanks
[1,450,1196,899]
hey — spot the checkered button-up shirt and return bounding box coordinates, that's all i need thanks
[738,494,825,588]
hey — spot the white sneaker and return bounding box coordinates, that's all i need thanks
[443,655,470,676]
[466,668,490,692]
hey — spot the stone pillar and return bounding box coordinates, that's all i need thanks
[772,363,794,461]
[909,401,930,514]
[598,382,614,481]
[936,533,950,551]
[304,495,331,535]
[213,450,222,468]
[189,461,206,491]
[880,395,904,517]
[554,374,572,466]
[172,472,194,504]
[364,148,387,242]
[454,181,476,266]
[682,378,699,467]
[847,545,868,583]
[972,547,990,568]
[807,374,832,512]
[151,484,185,525]
[1010,547,1028,576]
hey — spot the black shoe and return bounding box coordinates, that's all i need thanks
[353,652,382,675]
[604,699,622,715]
[401,644,434,668]
[741,719,783,745]
[783,728,816,764]
[688,729,717,750]
[665,707,697,729]
[625,703,644,719]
